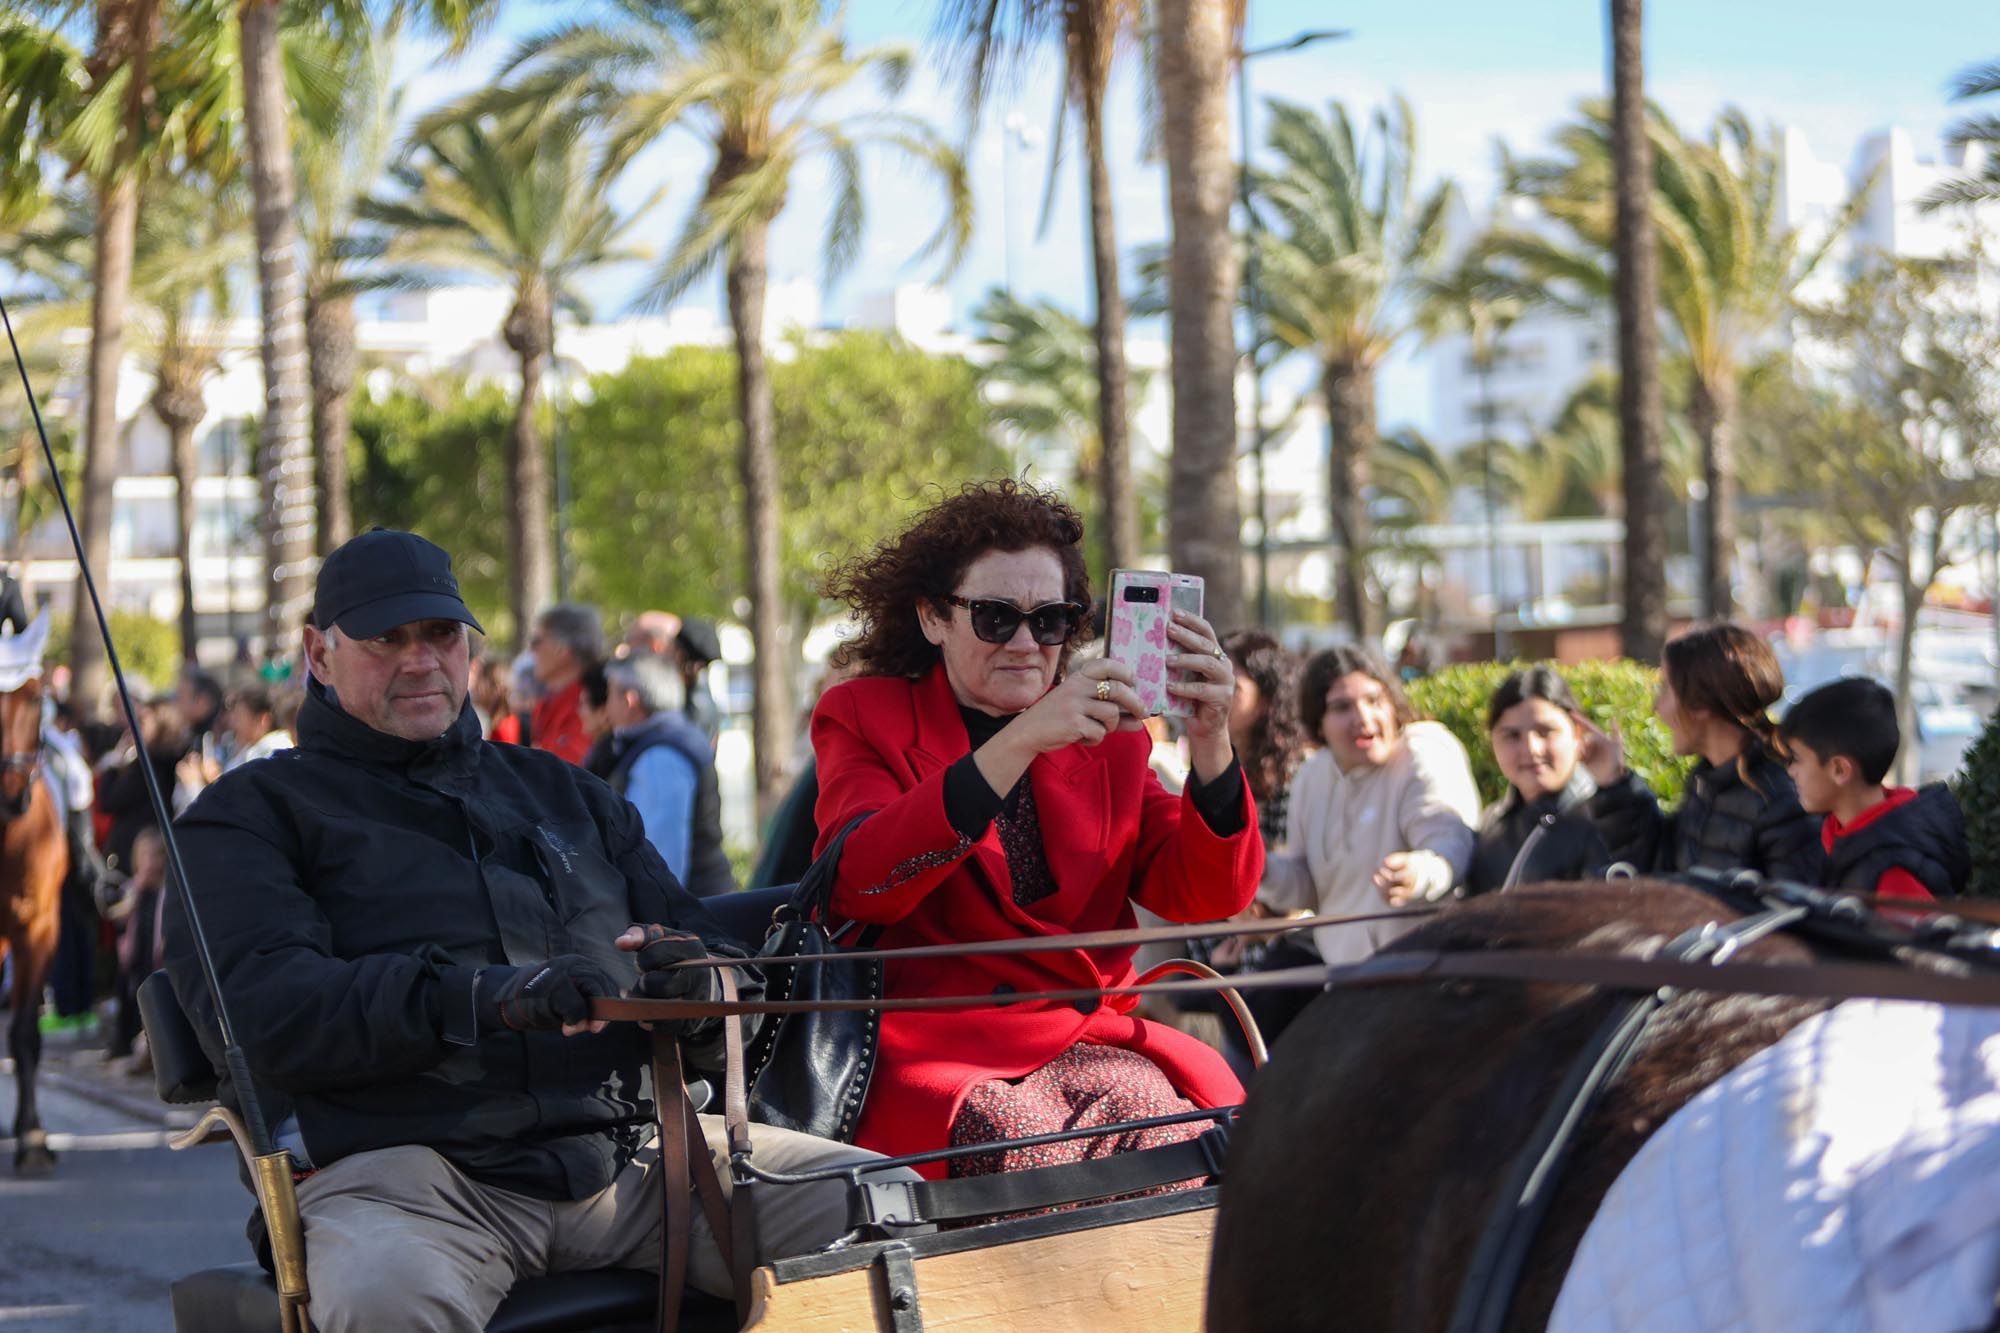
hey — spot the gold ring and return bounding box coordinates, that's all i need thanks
[1213,647,1227,661]
[1094,680,1113,702]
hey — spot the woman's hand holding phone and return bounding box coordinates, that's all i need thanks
[1165,608,1236,784]
[971,658,1145,798]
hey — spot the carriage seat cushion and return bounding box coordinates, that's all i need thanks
[139,969,219,1104]
[169,1262,735,1332]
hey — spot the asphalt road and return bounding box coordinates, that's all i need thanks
[0,1026,246,1332]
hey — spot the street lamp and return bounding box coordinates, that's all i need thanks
[1238,27,1348,629]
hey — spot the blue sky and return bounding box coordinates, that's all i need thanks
[398,0,1991,425]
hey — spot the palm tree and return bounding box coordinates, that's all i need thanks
[364,112,652,644]
[1923,59,2000,210]
[1251,95,1455,642]
[469,0,970,813]
[1498,103,1870,622]
[1370,428,1457,624]
[974,287,1153,566]
[940,0,1142,579]
[129,176,251,662]
[298,25,405,558]
[1154,0,1242,619]
[1416,250,1530,646]
[230,0,484,641]
[1607,0,1666,661]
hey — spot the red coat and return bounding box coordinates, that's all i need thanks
[811,666,1264,1170]
[530,680,592,766]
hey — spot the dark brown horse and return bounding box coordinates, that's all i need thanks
[1207,880,1839,1332]
[0,672,69,1173]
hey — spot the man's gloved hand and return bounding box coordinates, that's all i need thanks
[477,955,620,1035]
[618,924,718,1004]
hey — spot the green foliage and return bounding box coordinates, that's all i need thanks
[1407,659,1694,808]
[348,380,516,637]
[47,611,182,699]
[1953,708,2000,898]
[563,332,1006,620]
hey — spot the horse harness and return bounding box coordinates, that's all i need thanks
[1445,868,2000,1333]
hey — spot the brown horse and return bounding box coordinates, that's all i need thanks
[0,672,69,1173]
[1206,880,1841,1333]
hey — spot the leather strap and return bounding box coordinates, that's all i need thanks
[848,1131,1225,1229]
[650,969,748,1333]
[598,946,2000,1027]
[652,904,1443,971]
[651,1034,693,1333]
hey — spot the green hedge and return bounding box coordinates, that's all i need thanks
[1953,710,2000,898]
[1407,660,1694,809]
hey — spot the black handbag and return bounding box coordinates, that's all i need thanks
[744,815,882,1142]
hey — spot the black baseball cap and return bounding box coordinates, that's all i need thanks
[313,528,484,639]
[676,617,721,664]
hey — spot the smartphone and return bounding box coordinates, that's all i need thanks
[1106,570,1205,717]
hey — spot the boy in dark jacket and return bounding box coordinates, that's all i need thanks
[1777,677,1968,900]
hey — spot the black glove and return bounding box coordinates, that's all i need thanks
[476,955,620,1033]
[631,925,718,1004]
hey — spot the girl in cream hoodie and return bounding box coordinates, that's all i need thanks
[1259,646,1481,966]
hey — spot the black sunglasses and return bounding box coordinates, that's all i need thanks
[943,594,1084,646]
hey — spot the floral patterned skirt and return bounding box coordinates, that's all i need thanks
[946,1043,1209,1201]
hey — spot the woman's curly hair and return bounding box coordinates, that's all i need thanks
[824,479,1092,678]
[1221,629,1307,802]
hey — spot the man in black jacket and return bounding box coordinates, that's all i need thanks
[165,529,905,1333]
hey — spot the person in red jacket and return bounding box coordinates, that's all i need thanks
[811,479,1263,1180]
[527,603,602,766]
[1778,676,1968,900]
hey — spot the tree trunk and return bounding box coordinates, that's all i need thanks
[240,0,317,651]
[1892,523,1928,787]
[71,0,159,719]
[502,286,554,645]
[307,292,356,557]
[1156,0,1244,625]
[1322,357,1377,643]
[730,217,787,819]
[1610,0,1670,663]
[154,377,204,664]
[73,174,137,719]
[1081,85,1138,577]
[1689,366,1738,620]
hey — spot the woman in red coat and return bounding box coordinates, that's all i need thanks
[812,480,1264,1178]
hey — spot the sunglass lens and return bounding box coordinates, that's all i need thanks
[968,601,1024,644]
[1026,605,1077,645]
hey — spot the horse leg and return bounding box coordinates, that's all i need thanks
[10,928,56,1173]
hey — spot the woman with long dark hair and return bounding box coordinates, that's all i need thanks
[1466,665,1649,893]
[1583,622,1823,880]
[1221,629,1308,849]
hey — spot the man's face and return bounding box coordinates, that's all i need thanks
[530,626,577,686]
[305,618,471,741]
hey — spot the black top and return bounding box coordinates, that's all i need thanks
[164,680,754,1201]
[1825,783,1969,897]
[1592,745,1826,883]
[1466,766,1618,895]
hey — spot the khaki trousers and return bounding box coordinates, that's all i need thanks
[296,1117,909,1333]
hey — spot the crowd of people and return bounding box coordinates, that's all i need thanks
[14,483,1970,1329]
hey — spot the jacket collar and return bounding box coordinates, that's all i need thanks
[297,677,481,769]
[910,663,1089,781]
[611,709,709,758]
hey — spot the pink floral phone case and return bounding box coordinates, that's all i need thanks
[1107,570,1205,717]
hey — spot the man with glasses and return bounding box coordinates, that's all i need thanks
[163,528,911,1332]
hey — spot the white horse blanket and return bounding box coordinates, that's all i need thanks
[1551,999,2000,1333]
